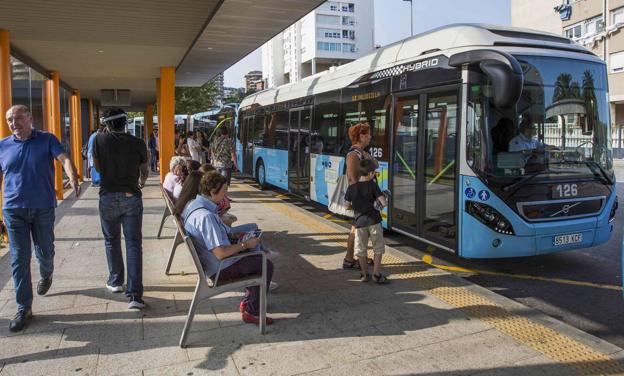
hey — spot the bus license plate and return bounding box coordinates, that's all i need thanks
[553,233,582,246]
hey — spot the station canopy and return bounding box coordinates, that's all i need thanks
[0,0,325,110]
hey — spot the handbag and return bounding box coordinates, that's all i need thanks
[328,174,354,218]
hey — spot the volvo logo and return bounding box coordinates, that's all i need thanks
[550,202,581,217]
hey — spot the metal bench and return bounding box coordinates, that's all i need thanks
[157,185,184,275]
[172,213,268,347]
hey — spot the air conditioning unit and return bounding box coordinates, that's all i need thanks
[101,89,131,107]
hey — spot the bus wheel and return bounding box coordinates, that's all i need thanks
[256,159,267,190]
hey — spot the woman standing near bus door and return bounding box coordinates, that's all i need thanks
[342,122,376,269]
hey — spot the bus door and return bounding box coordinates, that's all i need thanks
[242,116,254,175]
[391,88,459,250]
[288,107,312,196]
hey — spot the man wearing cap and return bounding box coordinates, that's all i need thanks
[0,105,80,332]
[94,108,149,310]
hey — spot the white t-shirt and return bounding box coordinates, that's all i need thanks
[188,138,201,162]
[173,181,184,200]
[163,172,177,197]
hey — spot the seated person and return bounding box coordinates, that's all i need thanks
[508,121,542,152]
[181,172,274,325]
[163,156,187,200]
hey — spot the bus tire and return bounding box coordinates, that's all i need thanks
[256,159,267,190]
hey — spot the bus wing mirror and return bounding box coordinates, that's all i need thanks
[449,50,524,109]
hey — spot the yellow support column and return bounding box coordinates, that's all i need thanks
[145,103,154,144]
[158,68,175,183]
[49,72,63,200]
[0,29,11,138]
[88,98,94,133]
[70,90,83,181]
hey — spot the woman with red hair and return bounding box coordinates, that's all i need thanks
[342,122,377,269]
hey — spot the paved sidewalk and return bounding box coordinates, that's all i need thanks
[1,175,624,375]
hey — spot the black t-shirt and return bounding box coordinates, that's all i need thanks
[344,180,383,228]
[93,132,147,196]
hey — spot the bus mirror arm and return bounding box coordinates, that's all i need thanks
[449,49,524,109]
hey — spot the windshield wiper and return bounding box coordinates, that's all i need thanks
[501,170,548,193]
[558,160,614,185]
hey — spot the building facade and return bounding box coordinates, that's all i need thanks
[244,70,263,92]
[511,0,624,132]
[261,0,374,88]
[211,72,225,99]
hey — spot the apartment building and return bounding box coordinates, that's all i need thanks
[261,0,374,88]
[244,70,263,92]
[512,0,624,127]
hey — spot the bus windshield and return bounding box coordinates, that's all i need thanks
[467,55,613,187]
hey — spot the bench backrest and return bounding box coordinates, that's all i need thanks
[172,213,208,282]
[160,185,176,214]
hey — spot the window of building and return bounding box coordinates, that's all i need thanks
[316,14,341,25]
[342,29,355,39]
[342,16,355,25]
[342,43,356,53]
[613,7,624,24]
[563,16,604,40]
[317,27,341,38]
[317,42,342,52]
[328,1,339,11]
[610,51,624,73]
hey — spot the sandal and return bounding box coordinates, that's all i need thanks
[372,273,388,284]
[342,257,374,270]
[360,273,369,282]
[342,258,360,270]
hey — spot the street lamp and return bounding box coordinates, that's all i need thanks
[403,0,413,37]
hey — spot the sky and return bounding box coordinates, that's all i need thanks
[223,0,511,88]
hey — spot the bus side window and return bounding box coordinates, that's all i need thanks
[275,110,289,150]
[312,95,340,155]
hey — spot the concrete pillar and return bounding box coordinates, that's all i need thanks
[49,72,63,200]
[70,89,83,181]
[158,68,175,183]
[0,29,11,138]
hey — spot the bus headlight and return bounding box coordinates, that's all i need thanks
[609,196,618,223]
[466,201,515,235]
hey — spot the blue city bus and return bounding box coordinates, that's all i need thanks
[235,24,617,258]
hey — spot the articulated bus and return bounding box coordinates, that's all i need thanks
[235,24,617,258]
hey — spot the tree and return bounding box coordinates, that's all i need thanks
[552,73,581,102]
[175,81,220,114]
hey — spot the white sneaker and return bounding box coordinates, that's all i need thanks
[106,284,124,293]
[128,296,146,310]
[269,281,279,291]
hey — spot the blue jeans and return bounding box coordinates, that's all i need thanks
[98,192,144,298]
[150,149,159,171]
[3,208,56,310]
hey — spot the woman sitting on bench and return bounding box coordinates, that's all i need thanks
[181,171,274,325]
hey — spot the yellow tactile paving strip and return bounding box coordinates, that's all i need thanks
[231,182,624,375]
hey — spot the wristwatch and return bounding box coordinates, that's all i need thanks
[241,241,246,250]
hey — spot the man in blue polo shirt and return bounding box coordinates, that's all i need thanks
[0,105,80,332]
